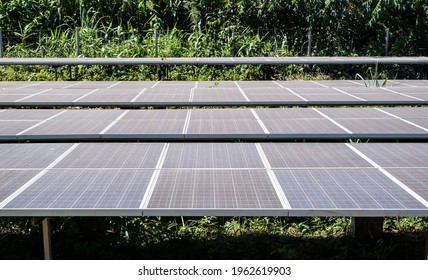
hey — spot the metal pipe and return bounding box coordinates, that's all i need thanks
[0,57,427,66]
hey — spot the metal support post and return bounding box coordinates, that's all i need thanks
[231,27,236,57]
[75,27,80,56]
[42,218,52,260]
[385,28,390,56]
[351,217,384,243]
[307,28,312,57]
[0,29,3,57]
[425,226,428,260]
[154,26,159,57]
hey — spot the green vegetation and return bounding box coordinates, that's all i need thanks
[1,216,427,259]
[1,1,427,80]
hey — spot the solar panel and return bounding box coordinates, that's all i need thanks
[185,109,265,138]
[196,81,239,89]
[386,168,428,202]
[336,118,427,135]
[261,143,371,168]
[163,143,264,168]
[263,119,349,138]
[104,110,187,138]
[4,169,154,209]
[147,169,283,209]
[381,107,428,119]
[0,110,63,120]
[274,169,426,210]
[55,143,164,168]
[257,108,318,120]
[316,108,390,119]
[0,170,42,202]
[192,88,247,103]
[20,94,84,103]
[0,121,40,136]
[351,143,428,167]
[0,143,73,169]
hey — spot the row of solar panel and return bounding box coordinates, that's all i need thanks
[0,142,427,216]
[0,108,427,140]
[1,80,427,107]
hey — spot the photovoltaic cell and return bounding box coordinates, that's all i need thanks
[274,169,426,209]
[316,108,390,119]
[351,143,428,167]
[381,107,428,119]
[386,168,428,202]
[335,118,426,134]
[192,88,247,102]
[163,143,264,168]
[0,121,40,135]
[147,169,282,209]
[105,119,185,136]
[261,143,371,168]
[0,110,62,121]
[5,169,154,209]
[256,108,322,119]
[262,119,348,135]
[56,143,164,168]
[0,143,73,168]
[0,170,41,203]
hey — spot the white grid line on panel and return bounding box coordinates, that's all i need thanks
[100,111,129,134]
[309,81,329,88]
[63,81,83,89]
[381,87,424,101]
[284,87,308,101]
[140,143,169,209]
[0,143,80,208]
[375,108,428,132]
[346,143,428,208]
[255,143,290,209]
[16,110,68,135]
[189,88,194,102]
[131,88,147,102]
[234,81,250,102]
[250,109,270,134]
[151,81,160,88]
[14,89,53,102]
[271,81,308,101]
[312,108,353,133]
[72,88,100,102]
[16,82,45,89]
[182,110,192,134]
[333,88,366,101]
[107,81,122,89]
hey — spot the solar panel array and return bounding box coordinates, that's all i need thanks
[1,80,427,107]
[0,107,427,141]
[1,77,428,218]
[0,143,427,217]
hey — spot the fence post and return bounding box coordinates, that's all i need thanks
[75,27,80,56]
[307,27,312,56]
[385,28,390,56]
[154,26,159,57]
[0,29,3,57]
[231,27,235,56]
